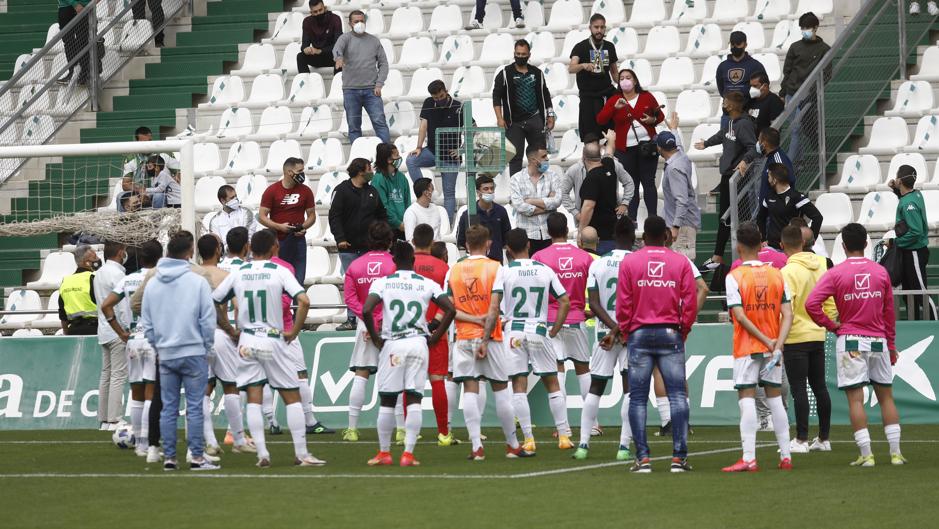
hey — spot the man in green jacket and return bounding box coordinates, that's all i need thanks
[889,164,937,320]
[57,0,92,85]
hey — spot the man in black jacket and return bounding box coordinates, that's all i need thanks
[493,39,556,175]
[748,72,784,137]
[756,164,823,250]
[297,0,343,74]
[780,12,830,168]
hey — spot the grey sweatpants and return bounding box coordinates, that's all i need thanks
[98,339,128,423]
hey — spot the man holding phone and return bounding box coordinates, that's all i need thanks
[259,157,317,284]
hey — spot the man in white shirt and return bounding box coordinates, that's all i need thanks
[403,177,447,241]
[206,185,258,248]
[510,146,562,255]
[94,241,130,430]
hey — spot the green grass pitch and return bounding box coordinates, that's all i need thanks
[2,425,938,528]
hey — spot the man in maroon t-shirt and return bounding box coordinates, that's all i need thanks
[259,157,316,283]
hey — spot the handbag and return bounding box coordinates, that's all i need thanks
[878,244,903,287]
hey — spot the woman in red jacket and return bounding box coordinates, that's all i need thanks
[596,69,664,221]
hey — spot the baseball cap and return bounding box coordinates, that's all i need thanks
[729,31,747,46]
[655,131,677,150]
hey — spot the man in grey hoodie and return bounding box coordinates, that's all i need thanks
[333,10,390,144]
[139,231,219,471]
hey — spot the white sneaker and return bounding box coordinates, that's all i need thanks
[205,444,223,456]
[928,1,938,15]
[789,438,810,453]
[99,422,110,431]
[190,458,221,471]
[295,454,327,466]
[911,1,921,14]
[232,441,257,454]
[186,449,220,463]
[809,437,832,451]
[135,444,149,457]
[514,17,525,28]
[146,446,162,463]
[466,19,482,30]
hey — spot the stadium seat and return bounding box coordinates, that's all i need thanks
[882,153,928,190]
[542,62,570,93]
[349,136,383,162]
[927,161,939,190]
[365,8,385,34]
[794,0,833,18]
[214,107,254,139]
[472,98,497,127]
[380,38,395,66]
[117,19,152,52]
[547,0,584,29]
[668,0,709,25]
[43,23,66,55]
[282,73,325,106]
[555,129,583,162]
[607,26,640,59]
[709,0,749,22]
[243,74,285,108]
[399,37,436,67]
[21,115,54,145]
[733,21,766,50]
[561,29,591,58]
[687,123,722,161]
[553,95,579,129]
[752,53,781,82]
[904,115,939,153]
[528,31,558,63]
[387,6,424,38]
[445,242,460,266]
[493,170,511,203]
[386,100,416,136]
[338,108,375,137]
[304,246,332,286]
[641,26,681,59]
[856,191,899,230]
[264,11,304,45]
[442,205,467,243]
[194,142,222,175]
[768,19,800,52]
[621,58,655,87]
[451,66,487,99]
[750,0,791,21]
[910,46,939,82]
[592,0,626,24]
[253,106,293,141]
[469,0,503,29]
[11,328,43,337]
[650,90,670,118]
[235,174,268,209]
[830,232,873,264]
[674,89,712,125]
[654,56,695,90]
[231,44,277,76]
[693,55,723,91]
[314,171,349,210]
[263,139,302,174]
[307,138,345,173]
[407,67,444,98]
[438,35,475,66]
[17,84,51,114]
[305,284,345,324]
[272,45,302,78]
[479,33,515,67]
[684,23,723,57]
[200,76,245,109]
[885,81,934,118]
[290,104,333,138]
[31,291,61,330]
[428,5,463,32]
[381,69,405,99]
[921,190,939,228]
[629,0,667,27]
[830,154,882,193]
[858,117,909,155]
[815,192,854,232]
[524,1,546,27]
[25,252,76,290]
[219,141,262,175]
[395,135,418,156]
[319,253,343,281]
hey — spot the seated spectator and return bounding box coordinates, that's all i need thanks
[297,0,342,74]
[407,80,465,220]
[456,175,511,262]
[431,241,449,263]
[207,184,258,245]
[142,155,181,208]
[371,143,411,240]
[111,165,136,210]
[748,72,784,137]
[403,177,446,241]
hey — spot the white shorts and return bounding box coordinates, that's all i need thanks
[376,336,429,397]
[589,330,628,379]
[236,331,300,391]
[836,335,892,389]
[126,334,156,384]
[288,340,307,374]
[547,324,590,364]
[505,329,556,377]
[733,353,783,389]
[210,329,243,385]
[348,320,380,373]
[452,338,510,383]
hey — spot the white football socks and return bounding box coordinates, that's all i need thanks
[579,393,600,447]
[377,406,395,452]
[129,400,144,438]
[203,396,219,448]
[739,397,757,461]
[223,393,245,445]
[462,391,482,451]
[548,390,571,437]
[657,397,671,426]
[513,392,533,440]
[297,378,317,427]
[476,385,487,415]
[246,403,269,459]
[854,428,872,457]
[884,424,901,455]
[347,375,367,430]
[394,394,405,430]
[139,400,150,449]
[285,402,308,458]
[262,385,278,427]
[577,373,591,400]
[557,370,567,394]
[445,379,460,428]
[619,394,632,448]
[493,388,519,449]
[767,396,790,459]
[405,403,422,453]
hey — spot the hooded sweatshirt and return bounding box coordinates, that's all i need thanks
[140,257,215,361]
[781,252,836,344]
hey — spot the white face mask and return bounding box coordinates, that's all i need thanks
[480,193,495,203]
[353,21,366,34]
[225,198,240,210]
[802,29,814,40]
[749,86,762,99]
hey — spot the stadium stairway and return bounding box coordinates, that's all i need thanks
[0,0,56,81]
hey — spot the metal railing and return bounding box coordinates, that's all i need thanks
[727,158,765,262]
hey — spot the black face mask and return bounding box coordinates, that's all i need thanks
[292,171,306,185]
[730,46,745,58]
[314,12,326,21]
[514,56,529,67]
[435,96,450,108]
[90,259,102,271]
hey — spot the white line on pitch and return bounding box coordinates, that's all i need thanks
[2,439,936,445]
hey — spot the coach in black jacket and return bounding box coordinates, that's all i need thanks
[756,163,823,250]
[493,39,555,175]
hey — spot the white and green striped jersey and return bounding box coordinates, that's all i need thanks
[110,268,148,329]
[369,270,445,340]
[587,249,630,335]
[500,259,566,335]
[218,257,245,323]
[212,260,304,333]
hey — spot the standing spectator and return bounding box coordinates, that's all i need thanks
[206,184,257,246]
[333,10,390,144]
[132,0,165,48]
[94,241,130,431]
[456,175,511,262]
[403,177,447,240]
[695,91,759,270]
[371,143,410,240]
[748,72,784,137]
[493,39,555,175]
[596,68,664,220]
[577,141,619,254]
[407,80,464,220]
[58,244,99,336]
[297,0,342,74]
[755,163,823,250]
[258,157,316,284]
[569,14,619,141]
[468,0,525,29]
[617,216,698,473]
[510,146,562,254]
[560,134,633,223]
[779,225,833,453]
[716,31,765,130]
[657,117,700,262]
[910,1,939,15]
[780,12,830,166]
[888,165,938,320]
[329,158,388,329]
[749,127,795,208]
[57,0,92,84]
[139,231,219,471]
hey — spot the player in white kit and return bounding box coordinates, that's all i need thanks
[212,229,324,468]
[361,241,457,466]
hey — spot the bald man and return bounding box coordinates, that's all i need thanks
[579,226,599,255]
[578,137,622,254]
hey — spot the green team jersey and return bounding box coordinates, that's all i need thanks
[896,190,928,250]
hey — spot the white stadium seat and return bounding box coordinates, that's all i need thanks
[395,135,418,156]
[592,0,626,24]
[654,56,695,90]
[231,43,276,76]
[883,153,928,190]
[553,95,579,129]
[282,73,325,106]
[349,136,383,161]
[751,0,792,21]
[830,154,881,193]
[910,46,939,82]
[265,11,304,44]
[561,29,590,58]
[619,58,654,87]
[830,232,873,264]
[235,174,268,209]
[388,6,424,37]
[547,0,583,30]
[815,192,854,232]
[214,107,254,139]
[385,100,416,136]
[291,104,333,138]
[650,90,671,118]
[21,114,54,145]
[479,33,514,66]
[555,129,583,162]
[305,284,345,324]
[263,139,302,174]
[856,191,899,230]
[195,176,226,213]
[629,0,667,27]
[304,246,332,286]
[928,161,939,190]
[733,21,766,50]
[710,0,749,22]
[905,115,939,153]
[674,89,712,125]
[885,80,935,118]
[768,19,800,52]
[438,35,475,65]
[451,66,487,99]
[858,117,909,155]
[32,291,62,330]
[428,5,463,32]
[469,0,503,29]
[684,23,723,57]
[752,53,781,82]
[542,62,570,93]
[200,76,244,108]
[11,328,43,337]
[687,123,722,161]
[220,141,262,175]
[524,1,546,27]
[25,252,76,290]
[382,69,405,98]
[307,137,345,173]
[442,205,467,243]
[608,26,640,59]
[794,0,833,18]
[365,8,385,34]
[408,67,445,98]
[0,289,42,328]
[253,105,293,140]
[641,25,681,59]
[528,31,558,63]
[17,84,51,114]
[921,190,939,227]
[398,37,436,67]
[669,0,709,25]
[314,171,349,210]
[380,38,395,66]
[194,142,222,174]
[695,55,723,91]
[471,98,497,127]
[325,72,343,103]
[43,23,65,54]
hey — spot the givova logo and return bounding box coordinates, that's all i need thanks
[308,336,377,413]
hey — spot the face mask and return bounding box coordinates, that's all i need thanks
[225,198,240,209]
[292,171,306,185]
[363,171,374,182]
[802,29,814,40]
[435,96,450,108]
[619,79,634,92]
[90,259,102,271]
[353,22,365,34]
[755,142,763,155]
[730,46,745,58]
[537,161,550,173]
[314,12,326,22]
[392,158,402,169]
[749,86,762,99]
[480,193,495,203]
[514,56,529,67]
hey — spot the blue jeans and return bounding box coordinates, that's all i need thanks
[278,233,307,284]
[627,325,689,460]
[342,88,390,144]
[785,95,802,167]
[159,355,209,460]
[405,148,457,220]
[339,250,365,322]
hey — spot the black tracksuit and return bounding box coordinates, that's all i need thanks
[756,186,823,249]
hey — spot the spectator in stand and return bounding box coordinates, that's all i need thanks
[403,177,446,241]
[333,10,390,144]
[756,163,823,251]
[695,91,759,270]
[207,184,258,246]
[258,157,316,284]
[143,155,181,208]
[456,175,511,262]
[560,133,633,223]
[407,80,464,221]
[577,139,620,254]
[748,127,795,208]
[657,114,701,262]
[596,68,664,221]
[716,31,765,130]
[57,0,92,84]
[493,39,556,176]
[132,0,165,48]
[748,72,784,137]
[569,14,619,141]
[58,244,99,336]
[510,146,562,255]
[112,163,136,210]
[468,0,525,29]
[887,165,938,320]
[780,12,830,166]
[125,126,154,183]
[329,158,388,329]
[910,1,939,15]
[94,241,129,431]
[371,143,410,240]
[297,0,342,74]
